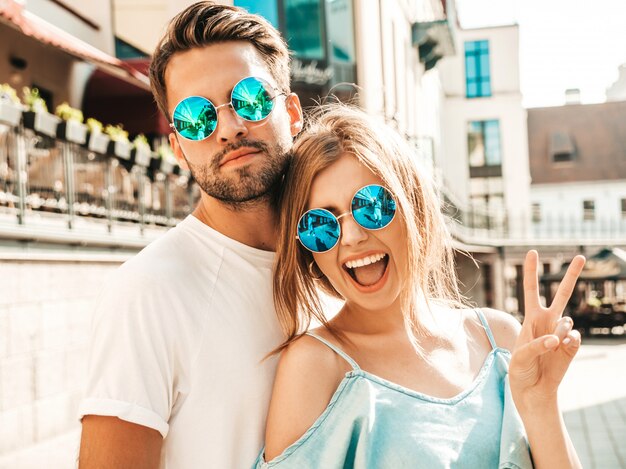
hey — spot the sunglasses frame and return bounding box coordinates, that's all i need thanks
[169,76,285,141]
[296,184,397,254]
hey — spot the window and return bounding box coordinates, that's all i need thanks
[467,120,502,177]
[465,40,491,98]
[621,198,626,219]
[234,0,279,28]
[285,0,325,59]
[550,131,575,163]
[532,203,541,223]
[583,200,595,221]
[115,37,149,59]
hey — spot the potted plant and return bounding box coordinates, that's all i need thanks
[155,144,178,175]
[0,83,24,127]
[105,124,131,161]
[22,86,61,137]
[131,134,152,168]
[83,118,109,154]
[55,102,87,144]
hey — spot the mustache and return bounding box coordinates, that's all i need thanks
[212,139,270,166]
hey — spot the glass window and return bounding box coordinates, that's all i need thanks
[234,0,279,28]
[532,203,541,223]
[465,40,491,98]
[285,0,325,60]
[583,200,595,221]
[621,198,626,219]
[325,0,355,63]
[468,120,501,167]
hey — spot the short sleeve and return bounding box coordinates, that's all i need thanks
[78,267,179,437]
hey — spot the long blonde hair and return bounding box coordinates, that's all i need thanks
[273,104,465,351]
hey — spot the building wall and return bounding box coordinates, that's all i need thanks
[531,180,626,233]
[25,0,116,55]
[0,256,125,465]
[355,0,446,174]
[438,25,530,235]
[113,0,229,53]
[0,26,74,108]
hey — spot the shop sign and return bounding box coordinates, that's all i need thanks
[291,59,334,86]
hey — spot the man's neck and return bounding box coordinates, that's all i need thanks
[192,192,279,251]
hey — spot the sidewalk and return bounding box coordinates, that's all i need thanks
[560,336,626,469]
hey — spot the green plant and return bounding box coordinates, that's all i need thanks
[104,124,129,142]
[86,118,103,133]
[133,133,150,151]
[55,102,84,123]
[0,83,21,105]
[157,144,177,164]
[22,87,48,113]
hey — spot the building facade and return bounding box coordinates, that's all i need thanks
[438,24,530,239]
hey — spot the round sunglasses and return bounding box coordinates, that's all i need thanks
[297,184,397,253]
[170,76,284,141]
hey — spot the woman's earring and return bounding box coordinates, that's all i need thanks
[308,260,324,280]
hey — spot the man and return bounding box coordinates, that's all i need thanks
[78,3,303,468]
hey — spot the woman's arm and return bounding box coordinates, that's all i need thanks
[263,334,347,461]
[483,306,582,469]
[506,250,584,469]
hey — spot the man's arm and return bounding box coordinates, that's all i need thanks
[79,416,163,469]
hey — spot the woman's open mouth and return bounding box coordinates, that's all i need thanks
[342,253,390,291]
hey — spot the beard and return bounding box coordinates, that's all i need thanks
[185,137,290,207]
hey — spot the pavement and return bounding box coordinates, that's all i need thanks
[560,335,626,469]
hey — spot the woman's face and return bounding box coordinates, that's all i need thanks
[305,153,407,313]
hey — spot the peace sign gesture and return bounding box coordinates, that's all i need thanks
[509,250,586,412]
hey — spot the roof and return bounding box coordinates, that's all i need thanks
[0,0,149,90]
[541,248,626,282]
[527,101,626,184]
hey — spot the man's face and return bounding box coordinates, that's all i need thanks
[165,41,302,204]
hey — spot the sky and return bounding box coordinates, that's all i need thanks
[456,0,626,108]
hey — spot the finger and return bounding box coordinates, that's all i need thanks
[561,329,581,353]
[523,250,541,312]
[550,255,586,314]
[512,334,559,366]
[553,316,574,345]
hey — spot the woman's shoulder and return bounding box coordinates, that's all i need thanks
[264,330,350,461]
[463,307,522,352]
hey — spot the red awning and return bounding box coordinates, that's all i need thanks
[0,0,149,90]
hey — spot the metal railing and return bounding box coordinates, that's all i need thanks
[0,123,197,245]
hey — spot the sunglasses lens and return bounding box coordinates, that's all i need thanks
[351,184,396,230]
[297,209,340,253]
[232,77,275,122]
[173,96,217,140]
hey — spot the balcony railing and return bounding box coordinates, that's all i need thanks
[0,122,197,247]
[441,191,626,245]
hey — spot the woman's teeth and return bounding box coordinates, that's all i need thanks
[344,253,386,269]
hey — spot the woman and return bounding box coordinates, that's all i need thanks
[255,105,584,468]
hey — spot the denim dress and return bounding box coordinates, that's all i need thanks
[254,309,533,469]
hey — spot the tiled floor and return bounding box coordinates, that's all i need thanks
[561,336,626,469]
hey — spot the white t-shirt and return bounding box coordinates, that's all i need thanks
[79,215,283,468]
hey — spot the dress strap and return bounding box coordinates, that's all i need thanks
[305,332,360,371]
[474,308,498,350]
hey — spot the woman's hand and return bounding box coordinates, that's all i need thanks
[509,250,585,412]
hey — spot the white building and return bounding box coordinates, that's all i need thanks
[437,24,530,239]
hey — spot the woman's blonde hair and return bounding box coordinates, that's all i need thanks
[274,104,465,351]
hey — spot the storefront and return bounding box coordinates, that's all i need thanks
[235,0,358,107]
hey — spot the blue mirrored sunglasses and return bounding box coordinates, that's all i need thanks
[296,184,397,253]
[170,76,284,141]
